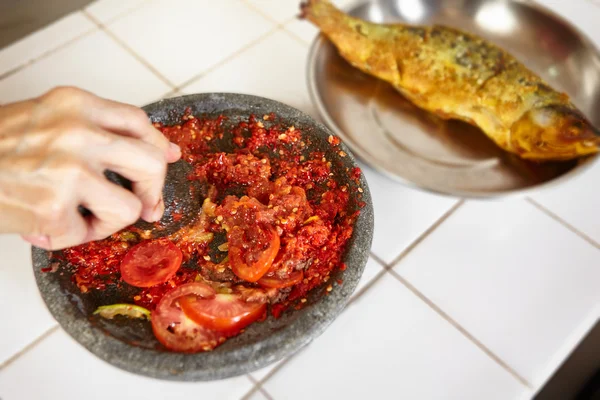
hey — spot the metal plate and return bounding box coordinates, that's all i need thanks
[307,0,600,198]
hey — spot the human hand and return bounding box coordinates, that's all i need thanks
[0,86,181,250]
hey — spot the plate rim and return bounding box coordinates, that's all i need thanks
[305,0,600,199]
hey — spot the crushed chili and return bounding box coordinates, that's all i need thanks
[60,109,362,345]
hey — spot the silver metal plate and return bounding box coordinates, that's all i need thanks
[307,0,600,198]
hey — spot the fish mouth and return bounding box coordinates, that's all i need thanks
[521,139,599,161]
[574,123,600,150]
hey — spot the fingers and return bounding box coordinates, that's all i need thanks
[24,206,89,250]
[48,121,168,223]
[44,88,179,222]
[9,87,183,250]
[21,234,51,248]
[87,130,169,222]
[78,170,143,242]
[81,94,181,163]
[21,165,143,250]
[41,86,181,162]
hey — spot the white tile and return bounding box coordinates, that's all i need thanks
[182,30,317,117]
[85,0,148,23]
[285,18,319,45]
[248,0,359,24]
[108,0,275,86]
[536,0,600,47]
[0,12,94,77]
[0,30,171,106]
[0,329,253,400]
[359,163,459,264]
[245,0,302,23]
[264,274,529,400]
[353,256,384,295]
[395,200,600,387]
[531,163,600,245]
[249,358,285,381]
[0,235,57,365]
[247,389,270,400]
[249,258,384,381]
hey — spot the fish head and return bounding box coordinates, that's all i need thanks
[510,104,600,161]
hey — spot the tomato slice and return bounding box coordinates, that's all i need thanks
[179,293,266,334]
[151,282,223,353]
[228,226,280,282]
[258,270,304,289]
[120,239,183,288]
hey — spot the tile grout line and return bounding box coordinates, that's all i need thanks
[154,88,181,103]
[527,198,600,251]
[247,373,259,385]
[241,381,275,400]
[0,324,60,371]
[368,251,387,269]
[258,386,275,400]
[348,268,387,302]
[388,200,465,269]
[0,19,98,82]
[378,198,532,387]
[241,383,261,400]
[279,14,317,48]
[241,389,258,400]
[388,269,533,389]
[81,10,177,90]
[281,26,312,48]
[343,251,389,305]
[175,0,284,92]
[241,0,288,27]
[93,0,155,26]
[249,204,468,391]
[254,353,298,388]
[0,0,155,83]
[241,375,263,400]
[249,260,389,392]
[176,26,280,93]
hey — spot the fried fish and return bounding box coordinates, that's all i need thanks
[301,0,600,161]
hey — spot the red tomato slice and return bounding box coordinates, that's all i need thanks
[179,293,266,334]
[228,226,280,282]
[258,270,304,288]
[151,282,223,353]
[120,239,183,288]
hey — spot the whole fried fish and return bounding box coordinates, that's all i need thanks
[301,0,600,161]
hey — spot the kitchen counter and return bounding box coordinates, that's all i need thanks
[0,1,598,399]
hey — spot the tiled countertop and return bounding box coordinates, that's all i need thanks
[0,1,598,399]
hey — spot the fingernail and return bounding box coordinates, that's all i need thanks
[22,234,50,249]
[169,142,181,156]
[151,197,165,221]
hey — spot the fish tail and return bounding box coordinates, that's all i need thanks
[300,0,364,38]
[299,0,335,24]
[300,0,404,86]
